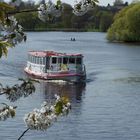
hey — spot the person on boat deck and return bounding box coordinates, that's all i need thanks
[50,65,53,70]
[60,64,69,71]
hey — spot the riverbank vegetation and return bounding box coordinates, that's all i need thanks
[107,2,140,42]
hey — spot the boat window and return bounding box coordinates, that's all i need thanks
[46,57,50,69]
[29,55,31,62]
[34,56,36,64]
[63,57,68,64]
[32,56,34,63]
[58,58,62,63]
[76,57,82,64]
[36,56,37,64]
[31,56,33,63]
[40,57,43,64]
[34,56,36,63]
[43,57,46,65]
[36,57,38,64]
[69,57,75,64]
[52,57,57,64]
[36,57,39,64]
[37,57,40,64]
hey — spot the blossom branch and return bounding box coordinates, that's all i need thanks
[6,9,41,16]
[0,103,17,121]
[17,128,30,140]
[0,78,37,102]
[17,95,71,139]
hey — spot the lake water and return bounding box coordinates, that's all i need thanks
[0,32,140,140]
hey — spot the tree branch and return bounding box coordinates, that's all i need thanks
[18,128,30,140]
[6,9,41,16]
[0,92,5,95]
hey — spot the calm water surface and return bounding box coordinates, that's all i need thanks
[0,32,140,140]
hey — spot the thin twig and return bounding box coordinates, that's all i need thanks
[6,9,41,16]
[18,128,30,140]
[0,92,5,95]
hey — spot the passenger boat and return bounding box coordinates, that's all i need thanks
[24,51,86,83]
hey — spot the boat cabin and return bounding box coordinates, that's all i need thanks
[27,51,84,74]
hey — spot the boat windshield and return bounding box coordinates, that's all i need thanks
[50,56,82,65]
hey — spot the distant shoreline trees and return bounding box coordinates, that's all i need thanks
[13,0,128,32]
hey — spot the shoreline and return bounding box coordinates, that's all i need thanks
[24,28,100,32]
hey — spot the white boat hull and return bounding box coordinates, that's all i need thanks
[24,67,86,83]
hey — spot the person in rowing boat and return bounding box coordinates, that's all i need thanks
[71,38,76,41]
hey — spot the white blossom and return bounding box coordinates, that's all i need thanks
[73,0,96,16]
[54,94,60,101]
[40,107,46,113]
[4,16,18,32]
[38,0,62,22]
[0,105,16,121]
[5,88,22,102]
[0,16,26,46]
[73,4,88,16]
[47,0,62,17]
[1,80,35,102]
[50,105,55,112]
[24,95,71,130]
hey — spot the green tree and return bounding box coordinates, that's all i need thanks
[61,3,73,28]
[99,11,113,32]
[107,3,140,42]
[15,12,39,30]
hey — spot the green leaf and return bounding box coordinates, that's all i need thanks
[2,46,8,57]
[0,11,5,22]
[10,109,16,118]
[0,41,12,58]
[61,96,69,105]
[57,0,61,6]
[10,33,16,39]
[6,18,11,26]
[55,101,63,115]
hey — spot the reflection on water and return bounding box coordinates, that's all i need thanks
[40,82,86,103]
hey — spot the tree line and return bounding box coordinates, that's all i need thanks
[14,0,127,32]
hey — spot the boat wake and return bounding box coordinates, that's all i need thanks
[86,71,101,83]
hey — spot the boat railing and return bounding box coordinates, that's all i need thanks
[47,64,86,74]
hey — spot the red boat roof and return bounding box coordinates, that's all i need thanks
[28,51,83,57]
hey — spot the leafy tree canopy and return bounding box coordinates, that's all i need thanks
[107,2,140,42]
